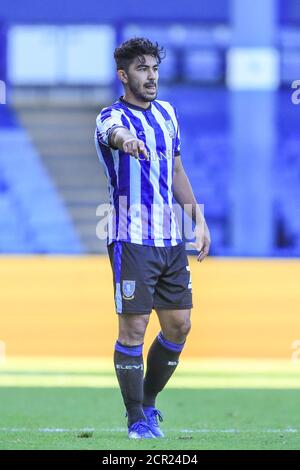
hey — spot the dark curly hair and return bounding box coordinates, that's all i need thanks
[114,37,165,71]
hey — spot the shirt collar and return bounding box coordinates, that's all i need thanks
[119,96,152,112]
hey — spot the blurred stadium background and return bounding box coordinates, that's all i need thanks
[1,0,300,450]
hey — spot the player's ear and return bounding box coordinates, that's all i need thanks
[118,69,128,85]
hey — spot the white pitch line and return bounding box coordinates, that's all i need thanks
[178,428,298,434]
[0,427,298,434]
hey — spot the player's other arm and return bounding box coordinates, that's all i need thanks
[110,128,148,159]
[173,156,211,262]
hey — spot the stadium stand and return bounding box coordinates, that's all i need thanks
[0,105,83,253]
[15,102,108,253]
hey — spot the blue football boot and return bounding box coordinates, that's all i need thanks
[128,420,156,439]
[143,407,164,438]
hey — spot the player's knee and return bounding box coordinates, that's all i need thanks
[118,315,149,345]
[169,317,191,342]
[129,327,146,344]
[177,318,191,338]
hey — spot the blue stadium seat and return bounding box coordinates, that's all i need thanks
[0,108,84,254]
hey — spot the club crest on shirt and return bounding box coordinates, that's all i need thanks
[122,280,136,299]
[165,120,175,138]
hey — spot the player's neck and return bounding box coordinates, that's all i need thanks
[122,92,151,110]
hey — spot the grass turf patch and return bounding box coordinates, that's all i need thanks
[0,388,299,450]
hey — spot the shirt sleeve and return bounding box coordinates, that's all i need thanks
[96,107,128,148]
[173,106,181,156]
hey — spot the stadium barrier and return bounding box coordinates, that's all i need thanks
[1,257,300,358]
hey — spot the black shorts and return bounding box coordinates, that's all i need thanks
[108,241,193,315]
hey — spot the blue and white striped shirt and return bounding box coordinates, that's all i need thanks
[95,97,182,247]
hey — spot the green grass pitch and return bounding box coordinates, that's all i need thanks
[1,358,300,450]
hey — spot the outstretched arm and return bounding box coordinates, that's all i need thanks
[173,156,211,262]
